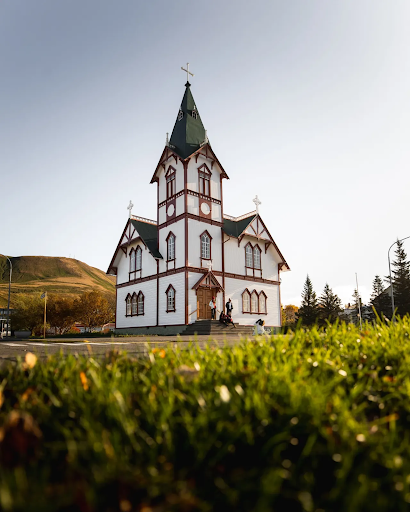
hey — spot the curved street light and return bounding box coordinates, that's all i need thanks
[0,255,12,339]
[388,236,410,318]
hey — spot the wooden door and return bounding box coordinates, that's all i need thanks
[197,288,215,319]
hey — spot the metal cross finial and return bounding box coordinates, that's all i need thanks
[253,195,262,214]
[127,200,134,218]
[181,63,194,83]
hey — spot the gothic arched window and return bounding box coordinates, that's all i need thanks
[166,166,176,199]
[166,285,176,312]
[137,291,144,316]
[130,249,136,272]
[254,245,261,270]
[198,164,211,197]
[245,243,253,268]
[167,232,175,261]
[136,246,142,271]
[242,289,251,313]
[251,291,259,313]
[131,293,138,315]
[201,231,211,260]
[259,292,267,314]
[126,294,132,316]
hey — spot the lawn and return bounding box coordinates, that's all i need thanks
[1,319,410,511]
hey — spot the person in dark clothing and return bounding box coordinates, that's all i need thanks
[219,311,228,325]
[226,298,233,316]
[226,311,236,328]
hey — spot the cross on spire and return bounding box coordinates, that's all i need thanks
[181,62,194,83]
[127,200,134,218]
[253,195,261,214]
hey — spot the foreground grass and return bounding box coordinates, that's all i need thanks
[1,321,410,511]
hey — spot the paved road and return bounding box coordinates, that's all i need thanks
[0,333,255,362]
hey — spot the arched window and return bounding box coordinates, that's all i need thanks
[126,295,132,316]
[259,292,267,314]
[137,291,144,316]
[198,164,211,197]
[245,244,253,268]
[242,289,251,313]
[167,232,175,261]
[201,231,211,259]
[131,293,138,315]
[130,249,136,272]
[136,246,142,271]
[251,291,258,313]
[254,245,261,270]
[166,166,176,199]
[166,285,176,312]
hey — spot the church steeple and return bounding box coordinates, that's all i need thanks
[169,82,206,159]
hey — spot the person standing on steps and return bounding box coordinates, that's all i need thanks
[226,298,233,317]
[209,296,216,320]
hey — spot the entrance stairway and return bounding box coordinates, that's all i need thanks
[182,319,254,337]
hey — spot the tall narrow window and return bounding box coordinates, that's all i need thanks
[130,249,136,272]
[201,232,211,259]
[137,292,144,315]
[254,246,261,270]
[167,232,175,261]
[136,246,142,271]
[198,164,211,197]
[126,295,131,316]
[259,292,267,314]
[251,291,258,313]
[131,293,138,315]
[166,166,176,199]
[242,289,251,313]
[166,285,176,312]
[245,244,253,267]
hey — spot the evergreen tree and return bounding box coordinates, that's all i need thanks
[318,283,342,324]
[390,239,410,317]
[297,275,320,326]
[370,275,391,319]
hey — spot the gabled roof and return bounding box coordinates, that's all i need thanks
[192,270,224,291]
[223,214,256,238]
[130,219,162,259]
[169,82,206,159]
[106,217,162,275]
[222,212,290,271]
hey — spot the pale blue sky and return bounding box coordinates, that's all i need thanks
[1,0,410,306]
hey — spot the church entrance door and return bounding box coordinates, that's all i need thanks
[197,288,217,320]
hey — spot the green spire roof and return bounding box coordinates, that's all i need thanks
[169,82,206,159]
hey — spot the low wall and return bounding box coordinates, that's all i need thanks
[114,325,188,336]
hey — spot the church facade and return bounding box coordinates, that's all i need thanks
[107,80,289,333]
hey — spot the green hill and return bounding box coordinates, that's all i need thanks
[0,256,115,307]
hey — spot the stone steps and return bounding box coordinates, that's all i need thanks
[182,319,254,336]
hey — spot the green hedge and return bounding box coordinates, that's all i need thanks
[1,319,410,511]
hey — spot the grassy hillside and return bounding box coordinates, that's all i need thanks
[0,256,115,306]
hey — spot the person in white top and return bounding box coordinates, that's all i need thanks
[209,296,216,320]
[254,318,268,335]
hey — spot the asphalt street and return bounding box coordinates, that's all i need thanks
[0,333,253,362]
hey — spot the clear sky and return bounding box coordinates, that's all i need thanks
[1,0,410,307]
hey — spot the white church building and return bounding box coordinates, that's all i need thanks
[107,75,289,334]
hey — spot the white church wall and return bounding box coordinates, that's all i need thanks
[209,169,221,201]
[187,220,222,271]
[186,156,222,202]
[176,195,185,216]
[158,167,166,204]
[158,220,185,273]
[187,194,199,216]
[158,272,185,325]
[262,245,281,281]
[211,203,222,222]
[224,238,245,275]
[116,281,157,329]
[225,277,281,327]
[158,205,166,225]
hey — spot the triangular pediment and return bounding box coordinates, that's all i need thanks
[192,270,224,291]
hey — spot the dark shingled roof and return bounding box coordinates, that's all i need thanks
[223,215,256,238]
[169,82,206,159]
[130,219,162,259]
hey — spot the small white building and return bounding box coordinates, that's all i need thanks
[107,80,290,334]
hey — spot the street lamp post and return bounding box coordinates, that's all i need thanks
[0,255,12,339]
[388,236,410,318]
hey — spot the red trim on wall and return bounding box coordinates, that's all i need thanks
[116,266,280,289]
